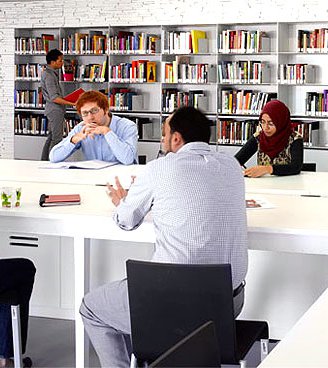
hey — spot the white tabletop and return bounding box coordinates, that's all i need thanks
[1,179,328,254]
[0,159,145,187]
[258,287,328,367]
[245,171,328,196]
[0,180,155,243]
[2,159,328,196]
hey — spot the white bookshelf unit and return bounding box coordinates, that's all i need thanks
[13,22,328,167]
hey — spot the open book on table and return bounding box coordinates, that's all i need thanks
[39,160,118,170]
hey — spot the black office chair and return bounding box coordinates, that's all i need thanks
[138,155,147,165]
[149,321,220,368]
[301,163,316,172]
[0,290,32,368]
[127,260,269,367]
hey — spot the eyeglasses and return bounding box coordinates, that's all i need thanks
[259,120,275,129]
[80,107,100,118]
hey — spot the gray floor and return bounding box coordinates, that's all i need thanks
[25,317,278,368]
[25,317,100,368]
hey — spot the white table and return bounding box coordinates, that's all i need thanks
[0,180,154,368]
[245,171,328,196]
[0,158,145,187]
[1,161,328,364]
[258,287,328,367]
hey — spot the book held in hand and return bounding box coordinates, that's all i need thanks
[39,194,81,207]
[64,88,85,103]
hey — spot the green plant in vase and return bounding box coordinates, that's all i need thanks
[1,192,12,207]
[15,188,22,207]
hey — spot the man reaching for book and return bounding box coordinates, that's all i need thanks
[40,49,76,161]
[49,91,138,165]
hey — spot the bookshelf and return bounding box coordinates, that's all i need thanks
[13,22,328,161]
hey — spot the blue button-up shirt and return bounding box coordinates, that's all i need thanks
[49,114,138,165]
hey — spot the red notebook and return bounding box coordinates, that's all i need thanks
[39,194,81,207]
[63,88,85,103]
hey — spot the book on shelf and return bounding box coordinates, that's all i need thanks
[41,34,55,53]
[63,88,85,103]
[190,30,206,53]
[279,64,315,84]
[292,121,319,147]
[217,119,258,144]
[146,61,156,82]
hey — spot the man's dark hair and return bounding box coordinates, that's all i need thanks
[46,49,63,64]
[168,106,211,143]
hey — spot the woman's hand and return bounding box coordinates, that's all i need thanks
[244,165,273,178]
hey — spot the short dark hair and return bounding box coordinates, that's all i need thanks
[168,106,211,144]
[46,49,63,64]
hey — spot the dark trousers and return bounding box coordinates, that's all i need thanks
[41,110,65,161]
[0,258,36,358]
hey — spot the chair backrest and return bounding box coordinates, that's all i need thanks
[0,289,19,305]
[126,260,238,364]
[149,321,220,368]
[302,163,316,172]
[138,155,147,165]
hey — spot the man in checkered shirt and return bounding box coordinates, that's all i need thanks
[80,106,248,368]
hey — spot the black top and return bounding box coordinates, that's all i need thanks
[235,135,304,176]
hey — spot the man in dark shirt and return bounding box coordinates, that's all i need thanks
[40,49,75,160]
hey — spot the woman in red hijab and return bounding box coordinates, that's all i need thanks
[235,99,303,177]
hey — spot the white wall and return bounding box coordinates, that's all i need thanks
[2,0,328,158]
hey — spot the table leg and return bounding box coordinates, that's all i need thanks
[74,236,90,368]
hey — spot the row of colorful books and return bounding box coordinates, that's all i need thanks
[109,32,160,54]
[217,119,259,144]
[305,91,328,116]
[14,114,80,136]
[162,89,207,113]
[162,62,213,84]
[14,88,44,108]
[60,31,107,54]
[108,89,143,111]
[220,90,277,115]
[15,34,55,54]
[218,61,270,84]
[218,30,270,54]
[217,119,319,147]
[64,60,107,82]
[297,28,328,53]
[15,63,45,80]
[292,121,319,147]
[162,30,207,54]
[279,64,315,84]
[109,61,157,83]
[14,114,48,135]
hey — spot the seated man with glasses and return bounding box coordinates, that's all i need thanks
[235,99,303,177]
[49,90,138,165]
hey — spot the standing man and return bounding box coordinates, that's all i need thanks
[80,106,248,368]
[40,49,75,160]
[49,91,138,165]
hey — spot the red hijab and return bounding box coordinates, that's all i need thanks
[259,100,293,159]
